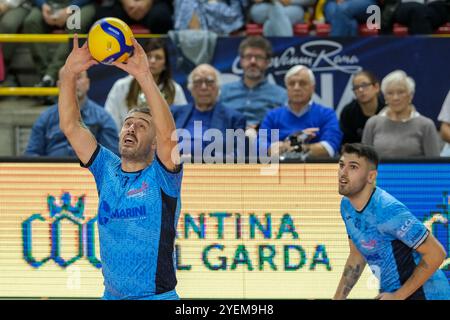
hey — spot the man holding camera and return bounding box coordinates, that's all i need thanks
[259,65,343,158]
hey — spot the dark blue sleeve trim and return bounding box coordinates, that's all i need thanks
[412,229,430,250]
[155,154,182,174]
[80,144,100,168]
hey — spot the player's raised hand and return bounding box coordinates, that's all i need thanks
[63,34,98,75]
[112,37,153,83]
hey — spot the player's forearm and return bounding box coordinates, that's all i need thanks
[333,257,366,299]
[307,143,329,157]
[58,67,82,134]
[136,73,177,143]
[269,141,288,156]
[394,251,446,300]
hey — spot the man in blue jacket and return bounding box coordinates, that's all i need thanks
[171,64,246,161]
[260,65,343,158]
[25,69,119,156]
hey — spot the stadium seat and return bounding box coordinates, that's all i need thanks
[129,24,151,34]
[246,23,263,36]
[392,23,409,36]
[315,23,331,36]
[392,22,450,35]
[293,23,310,36]
[246,23,311,36]
[359,24,379,36]
[315,23,380,36]
[435,22,450,35]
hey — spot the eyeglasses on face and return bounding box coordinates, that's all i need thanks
[352,82,373,92]
[192,77,216,88]
[240,54,268,62]
[287,80,311,88]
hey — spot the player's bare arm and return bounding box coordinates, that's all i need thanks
[58,34,99,165]
[113,37,180,171]
[333,239,367,299]
[376,233,447,300]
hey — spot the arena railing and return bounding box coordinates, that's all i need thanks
[0,33,159,96]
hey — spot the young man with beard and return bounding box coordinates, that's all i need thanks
[219,36,287,130]
[58,35,182,300]
[335,143,450,300]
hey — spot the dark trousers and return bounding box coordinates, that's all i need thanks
[95,1,173,34]
[395,1,448,34]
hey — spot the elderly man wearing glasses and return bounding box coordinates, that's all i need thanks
[362,70,441,158]
[171,64,246,160]
[259,64,343,159]
[339,70,385,145]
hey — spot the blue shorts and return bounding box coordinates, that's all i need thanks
[102,289,179,300]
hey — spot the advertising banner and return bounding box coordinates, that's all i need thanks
[0,162,448,298]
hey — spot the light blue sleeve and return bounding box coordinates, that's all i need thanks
[153,155,183,198]
[340,199,353,240]
[378,203,429,249]
[83,145,120,194]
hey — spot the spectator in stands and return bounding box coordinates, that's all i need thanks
[0,0,31,86]
[171,64,246,158]
[173,0,247,35]
[94,0,173,34]
[438,89,450,156]
[324,0,376,36]
[393,0,448,34]
[105,38,187,129]
[260,65,342,158]
[220,36,286,132]
[25,69,119,156]
[362,70,440,158]
[249,0,316,36]
[23,0,95,87]
[340,70,384,145]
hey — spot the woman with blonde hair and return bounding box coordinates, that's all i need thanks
[362,70,440,158]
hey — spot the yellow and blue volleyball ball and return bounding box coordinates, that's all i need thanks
[88,17,134,65]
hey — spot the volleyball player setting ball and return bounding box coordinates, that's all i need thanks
[59,18,183,300]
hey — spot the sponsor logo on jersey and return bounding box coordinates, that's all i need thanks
[396,218,414,238]
[360,239,377,250]
[99,200,147,225]
[127,181,149,198]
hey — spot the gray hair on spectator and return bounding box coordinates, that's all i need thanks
[187,64,222,91]
[284,65,315,86]
[381,70,415,96]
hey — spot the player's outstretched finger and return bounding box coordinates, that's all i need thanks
[73,33,79,49]
[81,39,89,50]
[131,37,144,54]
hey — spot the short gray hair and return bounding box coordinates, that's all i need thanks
[381,70,415,96]
[127,107,151,117]
[187,64,222,91]
[284,65,315,86]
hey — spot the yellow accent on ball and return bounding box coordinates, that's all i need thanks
[87,17,134,65]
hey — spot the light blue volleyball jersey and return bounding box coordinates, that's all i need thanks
[341,187,450,300]
[83,145,183,300]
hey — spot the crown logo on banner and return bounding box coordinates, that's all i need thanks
[47,192,86,221]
